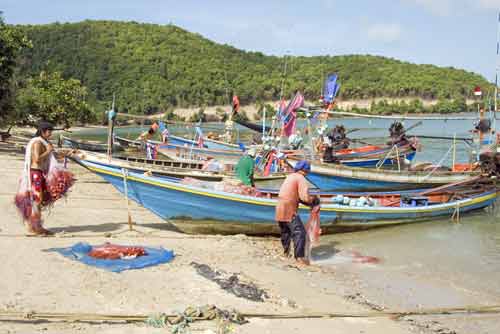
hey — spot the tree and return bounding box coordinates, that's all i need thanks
[16,71,95,127]
[0,13,31,125]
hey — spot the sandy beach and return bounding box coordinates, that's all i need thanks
[0,146,498,334]
[0,146,417,334]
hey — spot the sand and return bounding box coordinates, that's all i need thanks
[0,148,421,333]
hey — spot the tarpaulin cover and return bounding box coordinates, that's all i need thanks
[48,242,175,273]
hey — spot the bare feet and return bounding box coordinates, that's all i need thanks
[296,257,310,266]
[28,227,54,236]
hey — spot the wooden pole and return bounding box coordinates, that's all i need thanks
[452,133,456,171]
[121,168,134,231]
[106,94,116,160]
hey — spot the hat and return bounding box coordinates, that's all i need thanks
[294,160,311,173]
[37,121,54,131]
[247,148,257,157]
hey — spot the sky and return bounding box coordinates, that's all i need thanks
[2,0,500,81]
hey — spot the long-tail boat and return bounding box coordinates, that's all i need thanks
[60,135,123,153]
[287,158,479,191]
[71,150,285,184]
[73,156,496,235]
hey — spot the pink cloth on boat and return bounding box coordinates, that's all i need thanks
[275,172,311,223]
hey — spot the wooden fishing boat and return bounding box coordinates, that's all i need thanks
[287,158,479,191]
[157,142,244,163]
[288,143,417,168]
[114,134,238,150]
[71,150,285,184]
[60,136,123,153]
[74,157,496,235]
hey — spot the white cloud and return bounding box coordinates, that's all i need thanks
[366,23,403,43]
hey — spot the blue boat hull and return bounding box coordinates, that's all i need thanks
[79,159,496,234]
[305,172,422,191]
[341,151,416,167]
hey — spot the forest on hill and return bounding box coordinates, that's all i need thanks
[12,20,491,118]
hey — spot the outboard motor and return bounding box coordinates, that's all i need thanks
[322,125,349,162]
[388,121,410,146]
[479,151,500,177]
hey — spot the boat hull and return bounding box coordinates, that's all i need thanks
[288,159,477,191]
[79,159,496,235]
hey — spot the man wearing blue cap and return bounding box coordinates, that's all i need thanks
[275,160,319,265]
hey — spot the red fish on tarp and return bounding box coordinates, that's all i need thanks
[88,243,147,260]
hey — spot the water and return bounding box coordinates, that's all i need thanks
[73,116,500,322]
[74,114,496,165]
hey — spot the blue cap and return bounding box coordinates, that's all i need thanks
[294,160,311,172]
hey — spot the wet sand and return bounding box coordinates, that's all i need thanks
[0,148,497,333]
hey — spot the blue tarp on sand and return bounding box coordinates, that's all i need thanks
[48,242,175,273]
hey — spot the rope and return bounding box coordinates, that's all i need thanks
[1,304,499,324]
[376,145,398,169]
[420,145,454,181]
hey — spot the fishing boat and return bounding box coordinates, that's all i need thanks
[60,136,123,153]
[71,150,285,185]
[114,133,238,150]
[287,158,479,191]
[157,142,245,163]
[74,157,496,235]
[289,143,417,168]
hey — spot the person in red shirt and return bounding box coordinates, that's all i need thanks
[275,160,319,265]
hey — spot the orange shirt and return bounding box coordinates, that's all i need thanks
[275,172,311,223]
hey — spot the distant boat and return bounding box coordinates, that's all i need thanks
[74,156,496,235]
[72,150,285,184]
[60,136,123,153]
[114,134,238,150]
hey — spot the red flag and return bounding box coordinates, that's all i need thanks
[282,92,304,137]
[232,95,240,113]
[474,86,482,97]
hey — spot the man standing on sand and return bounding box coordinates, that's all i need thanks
[24,121,55,235]
[15,121,74,236]
[275,160,319,265]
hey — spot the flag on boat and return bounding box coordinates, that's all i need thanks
[195,126,204,147]
[323,73,341,109]
[232,95,240,114]
[281,92,305,137]
[474,86,482,97]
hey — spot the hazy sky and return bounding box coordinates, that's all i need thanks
[2,0,500,81]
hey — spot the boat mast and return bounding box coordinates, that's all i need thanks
[106,93,116,159]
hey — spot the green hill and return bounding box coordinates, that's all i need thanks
[15,20,491,114]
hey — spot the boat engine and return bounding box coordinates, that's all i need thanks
[479,151,500,177]
[474,119,492,134]
[322,125,349,163]
[388,121,410,146]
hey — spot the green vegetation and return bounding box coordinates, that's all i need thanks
[9,20,493,119]
[0,13,31,125]
[16,71,94,127]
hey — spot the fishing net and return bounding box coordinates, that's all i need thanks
[45,155,75,202]
[305,205,321,261]
[14,138,75,222]
[180,177,262,197]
